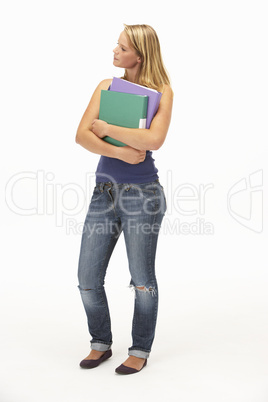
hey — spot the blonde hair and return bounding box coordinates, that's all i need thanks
[123,24,171,91]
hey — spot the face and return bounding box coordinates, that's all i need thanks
[113,31,141,69]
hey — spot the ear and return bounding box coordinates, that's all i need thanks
[137,56,142,64]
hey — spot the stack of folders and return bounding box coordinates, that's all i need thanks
[99,77,162,147]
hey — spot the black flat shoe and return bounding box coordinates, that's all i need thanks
[80,349,112,369]
[115,359,147,375]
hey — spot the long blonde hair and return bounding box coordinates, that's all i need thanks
[123,24,171,91]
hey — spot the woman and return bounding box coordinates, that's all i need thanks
[76,24,173,375]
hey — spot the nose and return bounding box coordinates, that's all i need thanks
[113,45,119,54]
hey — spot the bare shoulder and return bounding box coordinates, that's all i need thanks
[97,78,113,90]
[161,84,174,99]
[89,78,113,101]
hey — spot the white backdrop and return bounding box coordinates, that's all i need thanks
[1,1,267,401]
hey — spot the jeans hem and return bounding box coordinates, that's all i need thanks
[91,342,112,352]
[128,349,150,359]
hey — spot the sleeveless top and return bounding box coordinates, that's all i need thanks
[95,85,159,184]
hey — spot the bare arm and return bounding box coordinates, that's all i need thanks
[92,84,174,151]
[75,79,146,164]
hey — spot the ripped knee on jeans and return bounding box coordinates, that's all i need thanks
[129,285,157,297]
[78,285,92,291]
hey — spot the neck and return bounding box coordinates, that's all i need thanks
[125,65,140,83]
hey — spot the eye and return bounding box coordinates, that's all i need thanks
[117,42,126,51]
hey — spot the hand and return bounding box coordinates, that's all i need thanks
[92,119,108,139]
[119,146,146,164]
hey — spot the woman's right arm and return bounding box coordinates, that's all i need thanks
[75,79,146,164]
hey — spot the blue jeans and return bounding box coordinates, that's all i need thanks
[77,179,167,359]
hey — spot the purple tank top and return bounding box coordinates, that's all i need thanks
[95,86,159,184]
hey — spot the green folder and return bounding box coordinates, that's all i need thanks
[99,90,148,147]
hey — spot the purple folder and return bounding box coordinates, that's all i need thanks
[109,77,162,129]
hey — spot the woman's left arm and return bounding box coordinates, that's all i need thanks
[92,85,173,151]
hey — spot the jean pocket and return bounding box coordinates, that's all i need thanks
[91,186,103,202]
[131,184,156,195]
